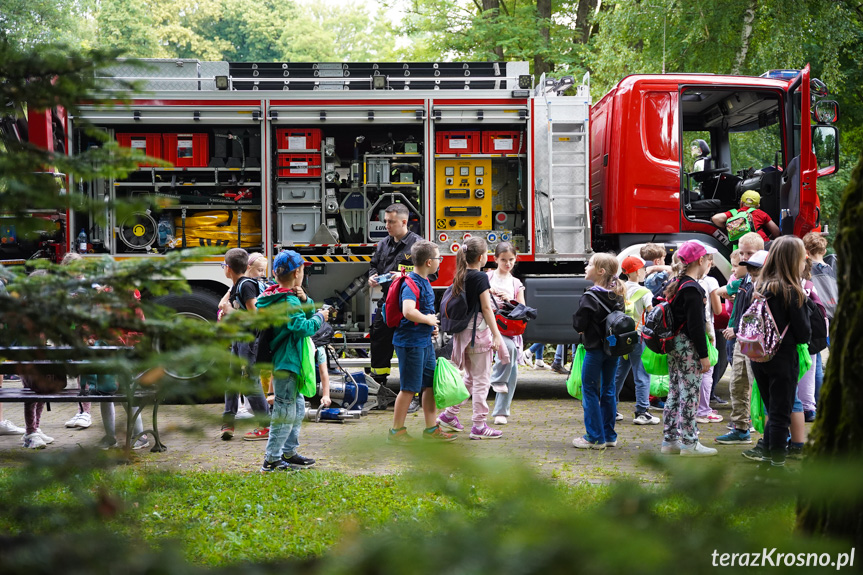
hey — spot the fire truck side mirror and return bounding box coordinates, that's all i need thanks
[812,125,839,178]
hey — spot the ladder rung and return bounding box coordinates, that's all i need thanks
[551,226,585,231]
[551,132,585,137]
[551,195,584,200]
[552,163,586,168]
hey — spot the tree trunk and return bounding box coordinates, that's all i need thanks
[534,0,552,78]
[575,0,599,45]
[731,1,756,74]
[481,0,505,60]
[796,152,863,549]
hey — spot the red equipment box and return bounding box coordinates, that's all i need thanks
[277,153,322,178]
[482,131,523,154]
[116,133,162,166]
[436,131,481,154]
[162,133,210,167]
[276,128,323,152]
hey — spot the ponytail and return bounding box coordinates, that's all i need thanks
[452,236,488,296]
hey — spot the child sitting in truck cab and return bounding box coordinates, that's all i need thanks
[711,191,779,246]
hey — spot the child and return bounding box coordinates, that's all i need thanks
[695,254,723,424]
[437,236,507,440]
[715,249,744,373]
[219,252,268,419]
[387,240,455,444]
[803,232,837,412]
[660,241,717,456]
[711,190,780,245]
[743,237,811,468]
[488,242,526,426]
[256,250,329,472]
[715,231,765,444]
[641,243,672,299]
[571,253,626,449]
[61,252,94,430]
[612,255,659,425]
[19,270,53,449]
[219,248,271,442]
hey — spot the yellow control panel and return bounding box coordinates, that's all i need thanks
[434,158,492,232]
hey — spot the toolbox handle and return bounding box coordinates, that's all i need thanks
[292,223,307,231]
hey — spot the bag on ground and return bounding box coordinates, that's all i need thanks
[433,357,469,409]
[566,344,587,399]
[641,346,669,376]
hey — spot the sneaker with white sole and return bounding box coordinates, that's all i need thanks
[132,436,150,450]
[715,428,752,444]
[633,412,660,425]
[680,441,718,457]
[0,419,25,435]
[533,359,550,370]
[469,425,503,440]
[65,413,83,428]
[605,439,618,447]
[437,413,464,432]
[522,349,534,367]
[615,412,624,421]
[22,433,47,449]
[76,412,92,429]
[572,436,606,449]
[33,429,54,444]
[235,407,254,420]
[661,440,681,454]
[695,413,723,424]
[97,435,119,450]
[493,416,508,425]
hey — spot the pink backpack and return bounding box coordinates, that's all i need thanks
[737,292,788,362]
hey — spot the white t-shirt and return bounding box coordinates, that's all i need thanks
[624,281,653,329]
[698,275,720,335]
[488,271,523,306]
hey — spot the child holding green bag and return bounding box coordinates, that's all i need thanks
[256,250,329,473]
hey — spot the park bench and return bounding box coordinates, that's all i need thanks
[0,346,166,452]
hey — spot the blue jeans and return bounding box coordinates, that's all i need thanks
[580,349,619,444]
[613,339,650,414]
[528,343,545,357]
[265,372,304,462]
[491,336,519,417]
[224,340,270,424]
[555,344,576,364]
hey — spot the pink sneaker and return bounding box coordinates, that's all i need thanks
[469,425,502,440]
[437,413,464,432]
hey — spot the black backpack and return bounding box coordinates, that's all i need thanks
[584,291,638,357]
[440,284,478,346]
[806,297,828,355]
[641,280,696,355]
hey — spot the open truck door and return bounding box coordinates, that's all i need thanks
[787,65,821,237]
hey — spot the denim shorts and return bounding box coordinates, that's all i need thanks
[792,386,803,413]
[394,343,436,394]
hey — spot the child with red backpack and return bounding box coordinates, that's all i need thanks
[386,240,455,444]
[659,241,717,456]
[741,236,811,469]
[436,236,506,440]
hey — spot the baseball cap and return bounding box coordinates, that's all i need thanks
[740,249,768,268]
[621,255,646,274]
[676,240,718,265]
[740,190,761,208]
[273,250,310,277]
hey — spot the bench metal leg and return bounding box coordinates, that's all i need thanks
[149,402,166,453]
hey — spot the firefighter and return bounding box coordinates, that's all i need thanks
[367,204,430,411]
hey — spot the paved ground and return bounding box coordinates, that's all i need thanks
[0,366,815,483]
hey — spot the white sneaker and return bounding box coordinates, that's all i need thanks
[23,433,47,449]
[75,412,92,428]
[65,413,83,428]
[534,359,550,370]
[633,412,660,425]
[522,350,534,367]
[0,419,25,435]
[493,416,508,425]
[615,412,624,421]
[661,440,681,454]
[235,407,254,420]
[695,413,723,424]
[680,441,718,457]
[33,429,54,444]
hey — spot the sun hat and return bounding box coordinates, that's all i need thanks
[677,240,718,265]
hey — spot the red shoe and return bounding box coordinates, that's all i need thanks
[220,425,234,441]
[243,427,269,441]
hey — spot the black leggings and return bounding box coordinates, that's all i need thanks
[750,345,799,464]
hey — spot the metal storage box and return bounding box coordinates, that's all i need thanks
[277,206,322,244]
[366,158,390,185]
[277,182,322,203]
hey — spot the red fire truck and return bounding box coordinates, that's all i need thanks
[9,61,838,346]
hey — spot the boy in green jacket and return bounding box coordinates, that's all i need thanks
[257,250,330,472]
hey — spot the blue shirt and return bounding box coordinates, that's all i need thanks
[392,272,435,348]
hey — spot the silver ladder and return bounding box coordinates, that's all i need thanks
[534,74,591,259]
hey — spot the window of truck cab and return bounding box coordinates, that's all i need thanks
[680,88,784,226]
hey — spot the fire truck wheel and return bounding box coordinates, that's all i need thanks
[152,289,222,396]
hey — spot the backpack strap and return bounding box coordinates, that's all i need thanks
[585,290,613,315]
